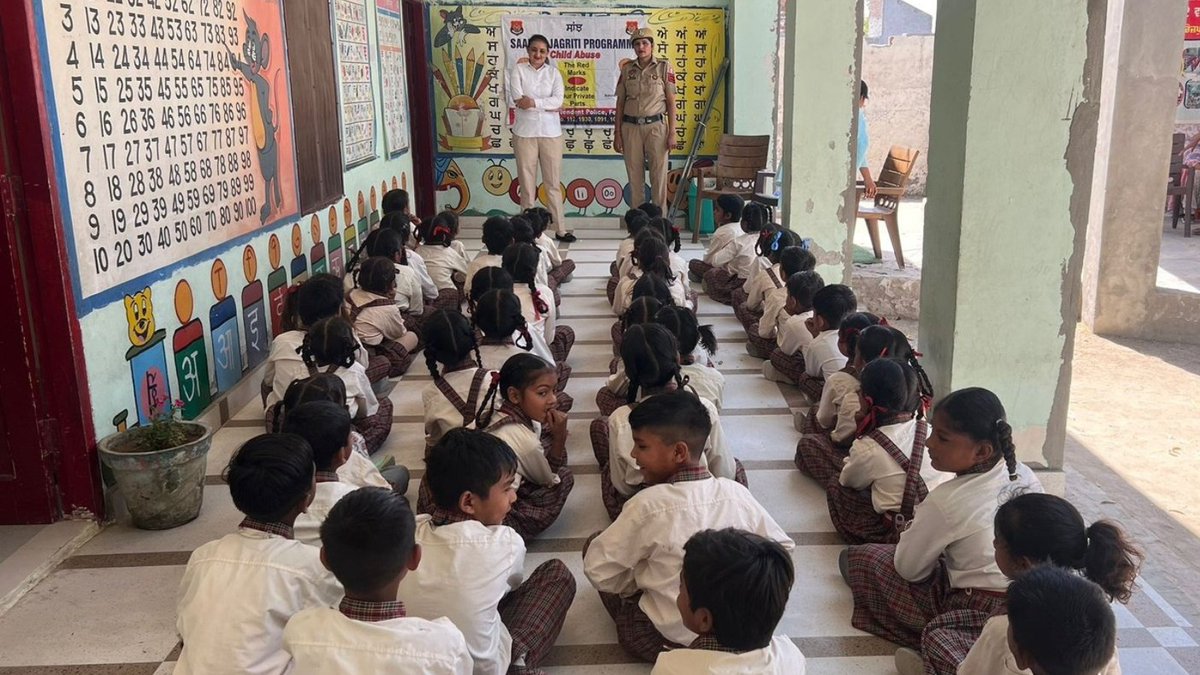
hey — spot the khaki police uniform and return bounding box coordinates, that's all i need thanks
[617,34,675,208]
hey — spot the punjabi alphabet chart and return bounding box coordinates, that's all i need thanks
[35,0,300,303]
[335,0,377,167]
[376,0,410,156]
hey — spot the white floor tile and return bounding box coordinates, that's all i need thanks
[538,474,612,541]
[79,485,239,555]
[718,374,791,410]
[806,655,894,674]
[205,426,261,475]
[722,415,803,461]
[778,546,870,638]
[1117,648,1191,675]
[746,470,835,534]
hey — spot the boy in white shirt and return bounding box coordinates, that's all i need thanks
[401,428,576,675]
[285,401,359,547]
[688,194,745,282]
[653,528,805,674]
[795,284,857,400]
[763,271,826,386]
[584,391,795,662]
[746,246,816,358]
[284,487,472,674]
[176,434,342,675]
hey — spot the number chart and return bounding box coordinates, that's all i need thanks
[36,0,299,303]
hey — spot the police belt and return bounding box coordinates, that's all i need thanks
[622,113,664,125]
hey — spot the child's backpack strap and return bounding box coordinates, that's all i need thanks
[767,268,784,289]
[484,413,523,434]
[869,420,930,529]
[347,296,395,324]
[435,368,489,428]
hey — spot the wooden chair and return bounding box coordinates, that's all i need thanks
[689,135,771,242]
[855,145,920,269]
[1168,132,1194,237]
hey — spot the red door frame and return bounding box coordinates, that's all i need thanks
[0,1,102,523]
[401,0,436,214]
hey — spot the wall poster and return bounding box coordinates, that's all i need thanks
[1179,0,1200,123]
[335,0,377,166]
[376,0,410,156]
[35,0,300,308]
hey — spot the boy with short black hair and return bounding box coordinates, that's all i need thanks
[283,487,472,673]
[764,271,826,385]
[285,401,357,546]
[584,391,795,663]
[689,194,747,282]
[749,246,818,358]
[653,528,805,673]
[176,434,342,675]
[465,216,514,298]
[795,284,857,398]
[400,428,576,675]
[1005,566,1117,675]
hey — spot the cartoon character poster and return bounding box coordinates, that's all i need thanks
[1180,0,1200,123]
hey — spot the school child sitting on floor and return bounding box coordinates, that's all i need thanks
[467,268,556,366]
[826,358,950,545]
[762,271,826,386]
[282,487,472,674]
[176,434,342,675]
[471,353,575,539]
[503,242,574,363]
[746,245,817,359]
[1000,568,1118,675]
[612,234,691,315]
[474,289,571,411]
[622,217,695,306]
[415,212,470,311]
[596,297,664,416]
[345,226,428,332]
[345,257,419,377]
[464,216,513,299]
[732,228,804,329]
[651,528,806,674]
[938,493,1140,675]
[273,374,407,493]
[421,309,493,448]
[583,390,794,662]
[379,212,439,308]
[610,209,650,299]
[791,283,857,398]
[526,206,577,284]
[655,304,724,407]
[300,317,394,454]
[403,428,576,675]
[590,326,744,521]
[688,194,745,282]
[381,187,420,226]
[610,270,680,355]
[704,203,772,305]
[841,387,1043,665]
[285,401,360,547]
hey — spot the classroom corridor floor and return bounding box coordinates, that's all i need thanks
[0,216,1197,674]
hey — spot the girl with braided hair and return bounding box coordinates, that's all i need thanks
[503,242,574,363]
[842,387,1043,661]
[703,201,771,305]
[345,256,419,377]
[415,211,470,311]
[733,227,804,329]
[300,317,394,454]
[612,233,690,316]
[474,289,572,412]
[654,304,724,407]
[595,296,664,416]
[419,309,493,448]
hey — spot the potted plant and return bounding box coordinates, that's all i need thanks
[97,400,212,530]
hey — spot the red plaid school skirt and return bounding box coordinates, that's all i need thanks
[590,418,630,521]
[608,356,620,374]
[596,386,626,417]
[548,277,562,307]
[797,373,825,401]
[550,259,576,284]
[499,559,576,673]
[370,339,416,378]
[745,329,777,360]
[922,608,999,675]
[769,348,806,384]
[551,325,575,363]
[611,320,623,355]
[702,268,740,305]
[364,353,391,383]
[731,287,749,315]
[827,483,900,545]
[352,397,393,455]
[431,287,461,313]
[735,301,762,333]
[597,589,684,662]
[847,544,1007,650]
[606,275,619,305]
[688,259,713,280]
[794,430,846,486]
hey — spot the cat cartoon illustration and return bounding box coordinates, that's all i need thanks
[434,5,480,50]
[229,11,282,223]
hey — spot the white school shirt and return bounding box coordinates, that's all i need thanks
[838,419,954,514]
[422,367,496,446]
[507,61,564,138]
[464,253,503,298]
[744,263,784,312]
[757,287,788,340]
[606,397,736,496]
[346,288,408,346]
[475,334,554,367]
[652,635,807,674]
[612,272,691,315]
[487,417,560,487]
[583,476,795,646]
[394,263,425,315]
[957,614,1121,675]
[263,332,372,411]
[294,479,358,546]
[802,329,846,379]
[399,516,526,675]
[815,371,861,444]
[618,250,690,283]
[513,283,557,343]
[615,237,637,268]
[703,222,744,266]
[728,234,765,279]
[535,232,564,267]
[895,461,1043,590]
[330,361,379,418]
[406,249,440,301]
[175,528,344,675]
[416,244,470,290]
[284,607,472,675]
[337,439,391,488]
[681,363,726,408]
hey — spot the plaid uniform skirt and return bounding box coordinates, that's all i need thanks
[551,325,576,363]
[797,373,826,401]
[798,405,823,435]
[596,386,627,417]
[847,544,1008,650]
[364,353,391,383]
[702,269,740,305]
[499,559,577,673]
[922,608,997,675]
[730,287,749,314]
[827,483,900,545]
[688,259,713,280]
[734,301,762,333]
[431,287,462,313]
[548,277,562,307]
[401,310,426,343]
[745,327,777,359]
[608,356,621,374]
[606,275,619,305]
[598,589,685,662]
[370,338,416,378]
[769,348,807,385]
[264,401,281,433]
[550,259,577,284]
[611,320,623,355]
[590,418,630,521]
[352,397,394,455]
[794,431,846,485]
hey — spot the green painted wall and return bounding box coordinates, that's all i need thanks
[730,1,779,137]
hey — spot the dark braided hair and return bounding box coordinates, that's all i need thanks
[934,387,1019,480]
[356,256,397,296]
[621,323,686,405]
[655,304,717,356]
[647,216,682,253]
[417,211,458,247]
[421,309,481,380]
[839,312,885,360]
[510,215,536,244]
[779,246,816,277]
[295,273,345,327]
[637,202,662,219]
[481,216,515,255]
[377,214,411,263]
[381,188,411,216]
[475,352,556,427]
[740,202,771,233]
[623,208,648,236]
[632,234,672,281]
[501,243,549,315]
[522,207,552,237]
[755,228,803,264]
[854,324,933,411]
[621,296,664,333]
[275,373,348,432]
[468,266,514,311]
[632,273,675,306]
[473,289,533,350]
[859,358,921,422]
[301,317,359,371]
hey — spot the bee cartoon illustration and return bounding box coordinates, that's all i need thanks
[230,11,282,223]
[434,5,480,50]
[123,287,172,425]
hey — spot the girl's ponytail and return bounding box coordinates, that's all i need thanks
[530,282,550,315]
[475,371,502,428]
[994,418,1018,481]
[1083,521,1143,604]
[697,324,718,355]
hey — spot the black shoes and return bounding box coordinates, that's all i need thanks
[555,232,578,243]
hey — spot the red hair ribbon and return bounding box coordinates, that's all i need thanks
[880,347,889,357]
[879,317,890,326]
[490,371,500,386]
[433,224,452,239]
[912,350,923,358]
[854,395,888,438]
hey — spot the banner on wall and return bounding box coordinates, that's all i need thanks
[376,0,410,156]
[427,5,726,157]
[1178,0,1200,123]
[336,0,378,166]
[500,15,645,127]
[35,0,300,305]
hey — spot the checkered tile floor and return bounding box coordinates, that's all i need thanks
[0,217,1196,674]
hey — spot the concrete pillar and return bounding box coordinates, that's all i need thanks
[1081,0,1196,344]
[729,1,779,138]
[779,0,862,283]
[918,0,1099,472]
